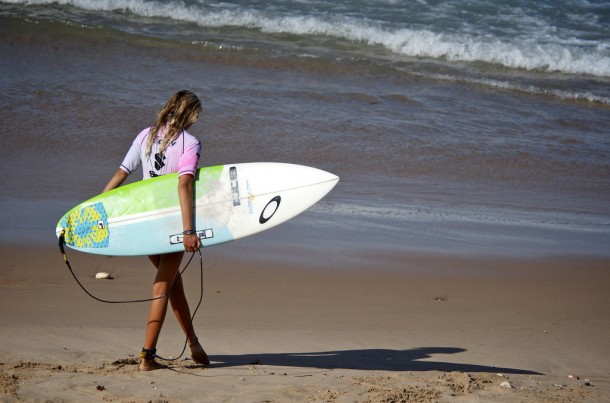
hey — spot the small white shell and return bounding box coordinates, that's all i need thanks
[95,272,112,279]
[500,381,515,389]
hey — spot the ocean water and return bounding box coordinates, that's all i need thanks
[1,0,609,260]
[3,0,609,102]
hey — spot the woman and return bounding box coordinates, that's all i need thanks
[103,90,210,371]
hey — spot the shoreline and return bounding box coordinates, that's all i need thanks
[2,242,609,401]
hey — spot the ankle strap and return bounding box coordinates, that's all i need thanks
[139,347,157,360]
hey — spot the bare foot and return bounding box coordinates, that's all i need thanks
[139,358,167,371]
[190,339,210,365]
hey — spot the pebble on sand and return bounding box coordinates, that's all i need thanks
[500,381,515,389]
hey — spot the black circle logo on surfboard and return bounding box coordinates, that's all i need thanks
[259,196,281,224]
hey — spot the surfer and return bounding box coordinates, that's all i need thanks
[102,90,210,371]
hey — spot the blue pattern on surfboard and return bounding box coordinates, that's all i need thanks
[60,202,110,248]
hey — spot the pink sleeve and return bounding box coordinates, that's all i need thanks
[178,137,201,177]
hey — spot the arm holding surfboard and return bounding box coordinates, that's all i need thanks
[178,174,200,252]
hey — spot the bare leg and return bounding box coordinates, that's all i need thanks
[167,273,210,365]
[141,253,209,370]
[140,252,184,371]
[166,274,196,342]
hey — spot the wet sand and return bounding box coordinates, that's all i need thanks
[1,242,609,402]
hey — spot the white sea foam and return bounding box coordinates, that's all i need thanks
[5,0,610,77]
[412,72,610,105]
[309,200,610,235]
[302,199,610,257]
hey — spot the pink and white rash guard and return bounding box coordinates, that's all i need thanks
[120,127,201,180]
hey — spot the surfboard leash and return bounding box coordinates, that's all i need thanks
[58,230,206,362]
[58,229,199,304]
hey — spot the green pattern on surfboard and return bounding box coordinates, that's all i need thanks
[59,165,224,249]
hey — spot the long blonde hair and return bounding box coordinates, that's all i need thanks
[145,90,202,158]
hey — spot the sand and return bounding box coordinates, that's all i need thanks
[1,242,609,402]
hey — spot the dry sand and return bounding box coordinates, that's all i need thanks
[1,242,609,402]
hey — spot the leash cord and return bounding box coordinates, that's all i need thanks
[58,231,204,361]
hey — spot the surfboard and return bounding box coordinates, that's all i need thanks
[56,162,339,256]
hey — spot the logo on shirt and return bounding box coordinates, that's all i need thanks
[149,151,165,177]
[149,139,178,178]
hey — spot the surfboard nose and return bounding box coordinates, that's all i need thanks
[314,168,339,194]
[285,163,339,186]
[309,167,339,185]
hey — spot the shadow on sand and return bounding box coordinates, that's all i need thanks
[209,347,540,374]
